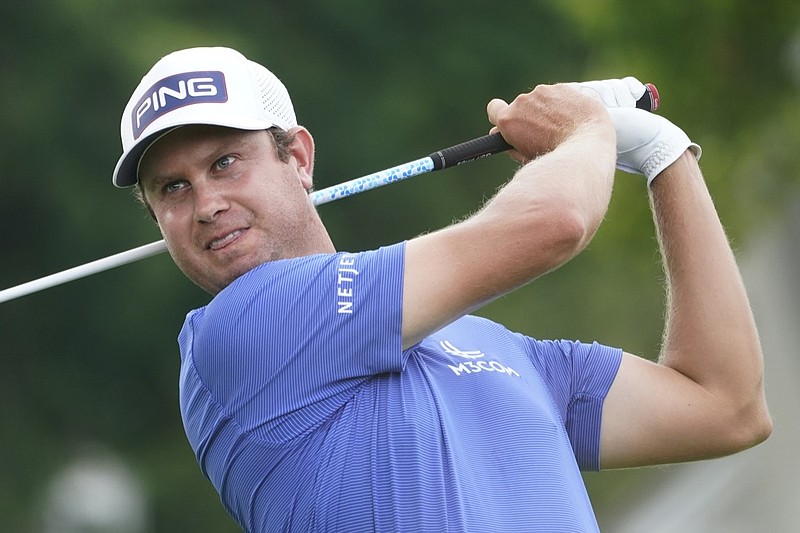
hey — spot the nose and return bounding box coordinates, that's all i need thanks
[193,180,230,223]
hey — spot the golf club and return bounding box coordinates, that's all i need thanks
[0,133,511,304]
[0,84,658,304]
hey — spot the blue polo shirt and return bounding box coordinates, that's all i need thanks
[178,242,622,532]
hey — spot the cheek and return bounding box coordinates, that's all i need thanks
[159,208,177,225]
[155,206,193,249]
[160,219,201,279]
[156,202,191,228]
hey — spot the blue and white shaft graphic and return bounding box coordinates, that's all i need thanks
[310,156,435,206]
[311,133,512,206]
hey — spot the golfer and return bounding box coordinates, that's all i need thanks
[113,47,771,532]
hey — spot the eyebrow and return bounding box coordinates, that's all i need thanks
[141,173,176,193]
[140,128,268,187]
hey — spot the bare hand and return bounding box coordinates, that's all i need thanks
[486,84,610,163]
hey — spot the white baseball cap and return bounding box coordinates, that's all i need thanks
[113,47,297,187]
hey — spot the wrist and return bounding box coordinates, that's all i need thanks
[649,149,702,190]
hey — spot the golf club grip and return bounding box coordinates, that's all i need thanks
[429,83,659,171]
[428,134,511,171]
[637,83,660,112]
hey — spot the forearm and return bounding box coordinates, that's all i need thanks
[652,152,769,432]
[482,83,617,261]
[477,122,617,266]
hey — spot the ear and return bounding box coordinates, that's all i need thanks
[287,126,315,191]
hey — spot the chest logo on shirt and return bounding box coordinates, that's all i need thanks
[440,340,521,378]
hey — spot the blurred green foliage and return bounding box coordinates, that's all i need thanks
[1,0,798,530]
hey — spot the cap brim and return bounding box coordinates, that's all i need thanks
[112,115,281,188]
[113,130,168,188]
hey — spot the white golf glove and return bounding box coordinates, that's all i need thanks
[570,77,701,186]
[608,107,701,186]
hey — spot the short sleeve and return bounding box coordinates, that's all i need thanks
[519,338,623,470]
[180,243,406,441]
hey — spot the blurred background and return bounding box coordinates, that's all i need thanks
[1,0,799,531]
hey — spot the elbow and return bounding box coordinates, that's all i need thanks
[719,400,773,455]
[555,204,602,258]
[506,200,593,271]
[722,368,773,453]
[524,208,590,270]
[756,415,774,445]
[742,405,773,448]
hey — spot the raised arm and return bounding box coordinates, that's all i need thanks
[599,110,772,468]
[401,84,617,349]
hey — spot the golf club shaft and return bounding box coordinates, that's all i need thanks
[0,240,170,303]
[0,133,511,304]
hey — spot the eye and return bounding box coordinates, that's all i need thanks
[214,155,236,171]
[164,180,188,194]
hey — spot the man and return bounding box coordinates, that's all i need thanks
[113,47,771,532]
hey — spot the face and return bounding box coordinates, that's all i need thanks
[138,125,335,294]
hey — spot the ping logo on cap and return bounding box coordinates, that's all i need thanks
[132,71,228,139]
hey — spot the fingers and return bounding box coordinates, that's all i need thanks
[486,98,527,163]
[566,77,645,108]
[486,98,509,128]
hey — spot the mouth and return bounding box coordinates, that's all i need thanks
[207,229,246,251]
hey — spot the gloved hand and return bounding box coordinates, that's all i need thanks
[607,107,701,186]
[568,76,701,186]
[567,76,651,109]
